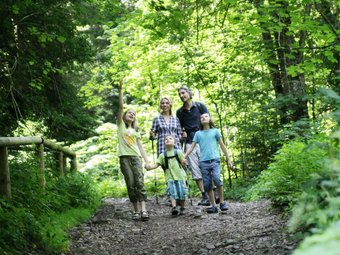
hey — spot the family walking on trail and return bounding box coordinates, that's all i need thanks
[117,80,231,220]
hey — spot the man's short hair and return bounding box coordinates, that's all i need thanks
[178,85,193,99]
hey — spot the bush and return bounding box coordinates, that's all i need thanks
[289,157,340,233]
[245,135,332,209]
[292,221,340,255]
[0,158,101,254]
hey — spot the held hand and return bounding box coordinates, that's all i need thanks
[182,131,187,140]
[144,163,150,170]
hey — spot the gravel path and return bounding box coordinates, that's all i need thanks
[64,197,297,255]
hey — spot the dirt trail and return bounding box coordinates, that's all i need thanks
[64,197,296,255]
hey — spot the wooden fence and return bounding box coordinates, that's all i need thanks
[0,136,77,199]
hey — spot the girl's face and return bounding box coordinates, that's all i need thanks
[164,135,175,146]
[124,109,136,123]
[160,98,171,113]
[200,113,210,124]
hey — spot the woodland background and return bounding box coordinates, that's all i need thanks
[0,0,339,254]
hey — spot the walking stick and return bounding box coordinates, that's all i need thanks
[183,141,193,206]
[151,137,158,204]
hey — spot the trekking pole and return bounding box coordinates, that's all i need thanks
[183,141,193,206]
[151,136,158,204]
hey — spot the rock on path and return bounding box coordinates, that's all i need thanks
[64,198,296,255]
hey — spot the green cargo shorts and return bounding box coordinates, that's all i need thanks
[119,156,147,203]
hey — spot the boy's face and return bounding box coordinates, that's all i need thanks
[165,135,175,147]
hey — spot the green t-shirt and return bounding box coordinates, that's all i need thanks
[157,149,186,181]
[117,121,141,157]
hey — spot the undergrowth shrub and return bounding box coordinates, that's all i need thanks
[245,134,332,209]
[289,158,340,234]
[0,155,101,255]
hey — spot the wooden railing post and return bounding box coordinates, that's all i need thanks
[70,155,77,172]
[37,143,46,189]
[0,146,11,199]
[59,151,64,176]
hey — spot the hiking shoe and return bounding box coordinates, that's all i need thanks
[132,212,140,220]
[198,198,211,206]
[220,202,228,211]
[140,211,149,221]
[206,206,218,214]
[171,207,179,216]
[179,207,185,215]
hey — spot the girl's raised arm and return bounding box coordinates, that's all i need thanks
[117,80,123,125]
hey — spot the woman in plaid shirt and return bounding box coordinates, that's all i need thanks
[150,97,182,156]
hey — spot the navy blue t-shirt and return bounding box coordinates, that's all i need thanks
[176,102,208,143]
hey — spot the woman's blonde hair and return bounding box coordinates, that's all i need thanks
[159,96,173,115]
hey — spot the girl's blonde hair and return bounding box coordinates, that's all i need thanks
[159,96,173,115]
[200,113,215,130]
[123,108,139,131]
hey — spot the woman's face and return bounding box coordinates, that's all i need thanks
[160,98,171,113]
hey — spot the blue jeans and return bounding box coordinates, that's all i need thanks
[199,159,223,192]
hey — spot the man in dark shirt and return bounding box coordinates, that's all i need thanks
[176,86,211,206]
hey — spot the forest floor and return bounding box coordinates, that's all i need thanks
[64,197,297,255]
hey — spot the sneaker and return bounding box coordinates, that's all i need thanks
[140,211,150,221]
[171,207,179,216]
[206,206,218,214]
[179,207,185,215]
[132,211,140,220]
[220,202,228,211]
[198,198,211,206]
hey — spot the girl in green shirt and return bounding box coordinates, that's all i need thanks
[117,80,150,221]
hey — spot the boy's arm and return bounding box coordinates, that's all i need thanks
[218,139,232,168]
[117,80,123,125]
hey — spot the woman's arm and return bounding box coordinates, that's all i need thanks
[117,80,123,125]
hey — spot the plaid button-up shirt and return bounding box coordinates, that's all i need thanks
[151,115,182,156]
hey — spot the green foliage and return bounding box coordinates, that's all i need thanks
[288,130,340,248]
[245,135,332,209]
[0,153,100,254]
[39,208,94,253]
[292,221,340,255]
[70,123,120,180]
[289,158,340,234]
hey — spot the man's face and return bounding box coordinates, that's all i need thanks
[178,89,190,103]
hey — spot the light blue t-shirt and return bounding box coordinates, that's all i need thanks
[193,128,221,161]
